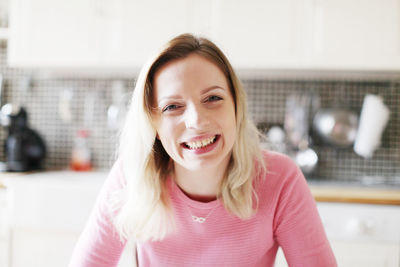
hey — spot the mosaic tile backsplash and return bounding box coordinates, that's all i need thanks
[1,42,399,185]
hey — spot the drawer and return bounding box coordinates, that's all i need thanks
[5,172,107,232]
[0,188,8,238]
[317,202,400,243]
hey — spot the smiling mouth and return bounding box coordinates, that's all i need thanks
[183,135,219,150]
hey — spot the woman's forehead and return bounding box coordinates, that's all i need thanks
[152,54,229,99]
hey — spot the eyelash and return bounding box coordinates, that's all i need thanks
[161,95,223,113]
[162,104,180,113]
[205,95,223,102]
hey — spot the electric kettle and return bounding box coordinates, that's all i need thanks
[2,106,46,172]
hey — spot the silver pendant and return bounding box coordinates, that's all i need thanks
[192,215,206,223]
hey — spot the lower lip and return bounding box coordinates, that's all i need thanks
[183,135,220,155]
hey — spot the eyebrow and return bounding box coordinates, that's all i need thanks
[200,85,226,95]
[157,94,182,108]
[158,85,227,105]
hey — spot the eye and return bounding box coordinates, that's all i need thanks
[162,104,180,113]
[205,95,223,102]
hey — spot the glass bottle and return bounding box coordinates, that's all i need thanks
[70,129,92,171]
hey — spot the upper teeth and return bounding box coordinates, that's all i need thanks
[186,136,216,149]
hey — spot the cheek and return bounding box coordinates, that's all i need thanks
[218,105,236,139]
[226,119,237,141]
[157,119,180,147]
[223,103,237,128]
[226,105,237,140]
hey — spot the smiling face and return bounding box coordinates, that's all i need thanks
[152,53,236,172]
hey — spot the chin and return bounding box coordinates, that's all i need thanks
[183,153,231,171]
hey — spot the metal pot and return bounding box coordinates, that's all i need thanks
[313,108,358,147]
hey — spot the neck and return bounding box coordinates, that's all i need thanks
[173,156,231,202]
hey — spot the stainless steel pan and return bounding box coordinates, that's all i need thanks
[313,108,358,147]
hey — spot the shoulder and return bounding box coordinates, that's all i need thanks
[100,158,126,198]
[255,150,308,202]
[260,149,299,177]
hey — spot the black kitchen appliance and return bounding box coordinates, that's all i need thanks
[3,107,46,171]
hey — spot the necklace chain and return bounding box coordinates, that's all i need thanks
[185,205,217,223]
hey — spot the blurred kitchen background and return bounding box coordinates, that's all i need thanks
[0,47,399,183]
[1,0,400,267]
[1,5,399,184]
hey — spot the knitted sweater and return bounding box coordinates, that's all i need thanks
[69,151,337,267]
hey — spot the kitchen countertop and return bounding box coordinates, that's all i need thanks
[309,184,400,205]
[1,171,400,205]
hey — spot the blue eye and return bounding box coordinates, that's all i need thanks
[162,104,179,112]
[207,95,222,102]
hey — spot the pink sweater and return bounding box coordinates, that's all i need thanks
[69,151,337,267]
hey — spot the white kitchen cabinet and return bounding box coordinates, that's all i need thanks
[8,0,208,69]
[8,0,98,67]
[10,228,80,267]
[9,0,400,72]
[304,0,400,70]
[276,242,400,267]
[212,0,306,70]
[213,0,400,72]
[0,28,8,39]
[0,188,10,267]
[275,202,400,267]
[2,171,113,267]
[0,0,10,40]
[330,240,399,267]
[98,0,197,68]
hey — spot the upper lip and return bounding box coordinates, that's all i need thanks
[181,134,218,143]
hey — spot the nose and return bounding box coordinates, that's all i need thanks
[184,103,209,129]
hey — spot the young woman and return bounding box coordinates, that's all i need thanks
[69,34,337,267]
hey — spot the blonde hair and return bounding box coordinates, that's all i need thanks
[112,33,266,242]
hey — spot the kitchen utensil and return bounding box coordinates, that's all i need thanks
[313,108,358,147]
[0,74,3,106]
[264,125,286,153]
[285,92,320,148]
[1,103,21,126]
[284,92,320,175]
[284,94,308,148]
[58,88,73,123]
[83,91,96,128]
[353,94,390,158]
[107,80,127,130]
[294,147,318,174]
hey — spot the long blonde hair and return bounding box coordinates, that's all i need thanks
[112,33,265,242]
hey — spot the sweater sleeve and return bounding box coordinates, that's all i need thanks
[273,156,337,267]
[68,160,127,267]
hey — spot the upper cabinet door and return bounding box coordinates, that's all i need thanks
[8,0,400,72]
[97,0,191,68]
[8,0,97,67]
[305,0,400,70]
[212,0,305,70]
[8,0,192,69]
